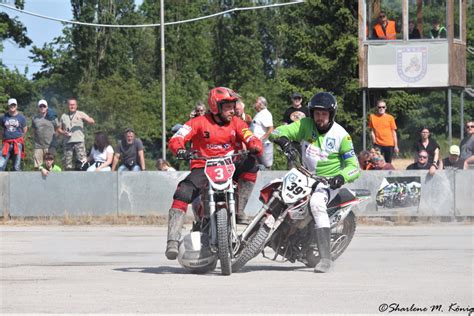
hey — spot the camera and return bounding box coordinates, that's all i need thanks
[125,160,136,169]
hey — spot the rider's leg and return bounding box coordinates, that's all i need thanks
[236,171,257,225]
[236,178,254,224]
[166,170,206,260]
[309,184,338,273]
[166,202,187,260]
[234,155,259,225]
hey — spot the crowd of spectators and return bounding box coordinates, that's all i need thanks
[1,96,473,175]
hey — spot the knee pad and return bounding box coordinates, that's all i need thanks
[173,181,196,204]
[310,191,330,228]
[239,171,257,183]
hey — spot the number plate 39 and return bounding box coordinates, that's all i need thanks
[281,170,313,204]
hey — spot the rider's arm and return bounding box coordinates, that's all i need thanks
[168,120,199,155]
[338,135,360,183]
[269,119,304,143]
[235,119,263,154]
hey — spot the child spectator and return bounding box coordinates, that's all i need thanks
[156,158,176,171]
[39,152,62,177]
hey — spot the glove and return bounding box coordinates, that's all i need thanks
[248,146,261,155]
[273,137,291,151]
[329,175,345,190]
[176,148,188,160]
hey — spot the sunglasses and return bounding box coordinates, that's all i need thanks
[379,14,386,18]
[378,106,386,109]
[39,105,47,108]
[418,156,428,159]
[293,97,302,100]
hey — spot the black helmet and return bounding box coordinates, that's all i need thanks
[308,92,338,129]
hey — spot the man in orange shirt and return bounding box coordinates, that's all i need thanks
[369,100,399,163]
[372,11,397,40]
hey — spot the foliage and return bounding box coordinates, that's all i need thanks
[0,0,473,171]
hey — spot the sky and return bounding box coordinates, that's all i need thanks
[1,0,143,78]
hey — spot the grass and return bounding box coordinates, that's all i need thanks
[1,213,471,226]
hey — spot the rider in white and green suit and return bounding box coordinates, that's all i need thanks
[270,92,360,273]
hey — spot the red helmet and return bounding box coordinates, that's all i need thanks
[207,87,239,115]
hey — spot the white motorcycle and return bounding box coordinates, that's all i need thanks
[232,150,370,272]
[178,151,249,275]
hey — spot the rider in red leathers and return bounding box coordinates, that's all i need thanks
[165,87,263,260]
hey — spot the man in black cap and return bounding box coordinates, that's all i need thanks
[282,92,309,125]
[112,128,146,171]
[281,93,309,168]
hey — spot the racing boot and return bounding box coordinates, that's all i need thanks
[314,227,332,273]
[165,208,186,260]
[236,179,254,225]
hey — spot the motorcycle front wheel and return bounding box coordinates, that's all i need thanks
[232,224,270,273]
[306,211,357,267]
[216,207,232,276]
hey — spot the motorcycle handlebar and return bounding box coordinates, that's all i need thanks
[178,150,250,161]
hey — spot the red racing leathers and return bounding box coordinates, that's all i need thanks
[169,114,262,169]
[168,113,262,213]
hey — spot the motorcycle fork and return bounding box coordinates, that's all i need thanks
[240,191,280,241]
[208,185,217,250]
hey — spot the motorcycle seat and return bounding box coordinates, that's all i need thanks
[327,188,357,209]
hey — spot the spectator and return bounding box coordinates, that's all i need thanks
[407,149,437,175]
[156,158,176,171]
[369,100,399,163]
[429,19,447,39]
[0,98,27,171]
[235,100,252,126]
[86,131,114,172]
[59,98,95,170]
[369,146,381,160]
[282,92,309,125]
[31,99,59,170]
[189,101,206,119]
[251,96,274,170]
[413,127,442,169]
[358,150,374,170]
[112,128,146,172]
[39,152,62,177]
[372,153,395,170]
[409,20,421,39]
[442,145,465,170]
[372,11,397,40]
[460,120,474,169]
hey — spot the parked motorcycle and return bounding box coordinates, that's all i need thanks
[177,151,249,275]
[231,149,370,272]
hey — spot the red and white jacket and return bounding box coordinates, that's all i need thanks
[169,114,262,169]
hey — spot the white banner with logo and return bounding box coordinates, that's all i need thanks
[368,41,449,88]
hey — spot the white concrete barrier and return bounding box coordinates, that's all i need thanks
[0,170,472,217]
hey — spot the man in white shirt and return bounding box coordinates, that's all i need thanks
[251,96,274,170]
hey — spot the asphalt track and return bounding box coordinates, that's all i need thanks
[1,224,473,314]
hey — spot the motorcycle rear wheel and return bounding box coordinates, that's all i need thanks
[216,207,232,276]
[305,211,357,267]
[232,224,270,273]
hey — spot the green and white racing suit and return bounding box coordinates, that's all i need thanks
[271,117,360,228]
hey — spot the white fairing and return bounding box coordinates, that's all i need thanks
[281,168,316,204]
